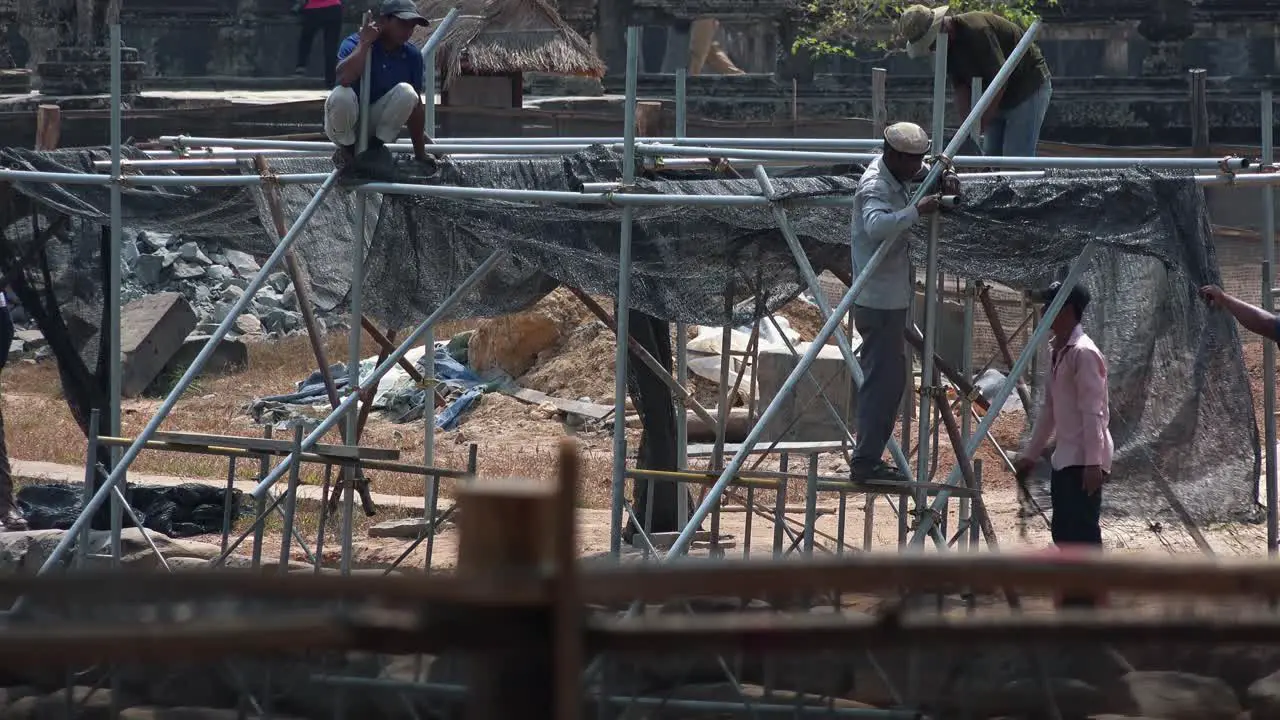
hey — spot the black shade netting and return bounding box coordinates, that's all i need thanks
[0,144,1260,527]
[16,481,243,538]
[923,167,1260,526]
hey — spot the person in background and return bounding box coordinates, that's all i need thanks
[294,0,344,87]
[1013,281,1111,605]
[1199,284,1280,342]
[849,121,957,483]
[0,288,27,531]
[688,18,744,75]
[896,4,1052,158]
[325,0,434,169]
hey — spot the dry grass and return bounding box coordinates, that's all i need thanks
[2,325,617,510]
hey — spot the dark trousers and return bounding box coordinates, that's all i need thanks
[0,304,11,373]
[852,305,907,464]
[0,305,14,509]
[296,5,343,86]
[1051,465,1103,607]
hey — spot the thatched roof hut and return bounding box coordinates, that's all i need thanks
[412,0,605,87]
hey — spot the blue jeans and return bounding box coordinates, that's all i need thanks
[981,79,1051,158]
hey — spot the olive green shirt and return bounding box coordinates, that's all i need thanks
[946,11,1050,111]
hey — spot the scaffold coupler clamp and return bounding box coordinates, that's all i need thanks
[918,384,949,401]
[1219,155,1239,184]
[909,505,943,532]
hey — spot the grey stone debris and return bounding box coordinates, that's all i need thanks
[14,330,46,351]
[170,261,206,280]
[122,236,140,267]
[178,241,212,265]
[136,230,172,252]
[133,255,163,286]
[267,271,291,293]
[220,285,245,304]
[234,314,263,337]
[222,249,261,276]
[112,227,337,341]
[204,265,234,284]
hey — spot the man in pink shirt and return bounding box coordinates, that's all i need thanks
[1014,280,1113,560]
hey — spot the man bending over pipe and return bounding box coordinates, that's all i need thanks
[897,4,1051,158]
[849,121,953,483]
[1014,281,1112,605]
[1199,284,1280,342]
[325,0,434,169]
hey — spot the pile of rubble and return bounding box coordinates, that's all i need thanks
[123,230,340,339]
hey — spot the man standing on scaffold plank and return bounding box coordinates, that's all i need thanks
[850,122,957,483]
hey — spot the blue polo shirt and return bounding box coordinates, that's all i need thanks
[336,33,425,103]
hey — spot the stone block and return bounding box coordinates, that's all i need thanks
[912,290,968,373]
[120,292,199,397]
[222,249,260,276]
[14,330,45,351]
[368,517,431,539]
[234,314,263,337]
[162,334,249,378]
[754,342,852,442]
[133,254,163,286]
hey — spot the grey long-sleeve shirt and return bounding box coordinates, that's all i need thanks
[850,157,922,311]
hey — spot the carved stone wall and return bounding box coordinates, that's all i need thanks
[1,0,370,80]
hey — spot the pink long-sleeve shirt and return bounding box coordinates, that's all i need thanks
[1023,324,1113,473]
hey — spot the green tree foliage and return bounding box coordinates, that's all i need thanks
[792,0,1056,58]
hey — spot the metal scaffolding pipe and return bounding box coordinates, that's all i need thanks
[626,143,1253,171]
[1263,88,1277,554]
[156,135,886,150]
[915,30,948,530]
[610,25,641,556]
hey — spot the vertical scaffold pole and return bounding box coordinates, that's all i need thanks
[674,65,690,524]
[342,12,375,578]
[108,24,125,566]
[959,78,982,552]
[1262,89,1277,554]
[610,26,641,556]
[915,30,948,512]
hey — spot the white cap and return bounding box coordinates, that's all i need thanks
[883,122,931,155]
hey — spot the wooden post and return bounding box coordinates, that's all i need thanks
[1189,68,1209,155]
[35,105,61,150]
[457,476,557,720]
[871,68,887,138]
[635,100,663,139]
[553,440,582,720]
[254,155,378,516]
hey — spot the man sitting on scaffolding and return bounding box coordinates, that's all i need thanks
[896,4,1052,158]
[850,122,954,483]
[325,0,435,170]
